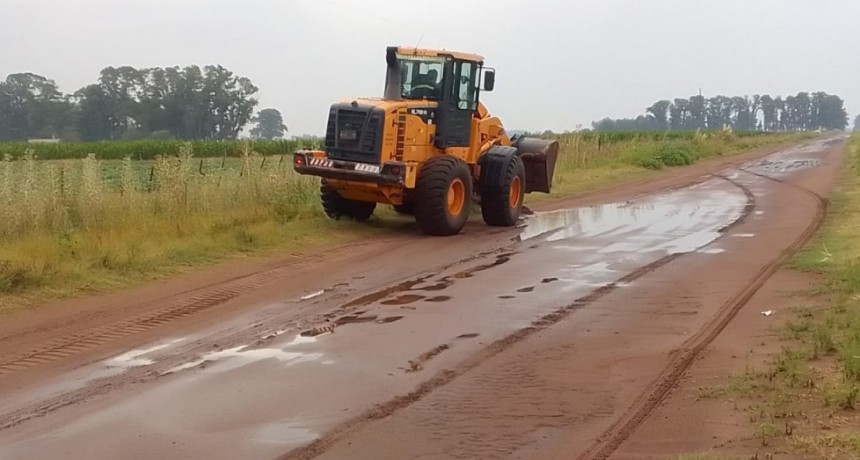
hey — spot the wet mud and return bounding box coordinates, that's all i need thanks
[0,138,842,460]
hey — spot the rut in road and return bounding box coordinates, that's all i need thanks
[277,174,758,460]
[574,168,827,460]
[0,246,516,431]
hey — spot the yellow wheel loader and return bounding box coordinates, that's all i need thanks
[293,46,558,236]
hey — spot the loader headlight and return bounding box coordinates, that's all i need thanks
[382,162,406,177]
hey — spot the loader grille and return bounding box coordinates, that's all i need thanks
[324,104,384,164]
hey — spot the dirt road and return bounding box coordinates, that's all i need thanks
[0,137,845,459]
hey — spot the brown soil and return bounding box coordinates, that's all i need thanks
[279,141,844,460]
[608,143,846,459]
[0,140,795,393]
[0,138,844,460]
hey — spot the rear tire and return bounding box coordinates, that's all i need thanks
[320,180,376,222]
[480,154,525,227]
[413,156,472,236]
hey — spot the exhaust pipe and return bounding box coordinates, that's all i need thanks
[514,137,559,193]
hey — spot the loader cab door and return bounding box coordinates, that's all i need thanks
[435,59,479,149]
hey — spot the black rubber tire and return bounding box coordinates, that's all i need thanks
[413,156,472,236]
[480,154,526,227]
[392,202,415,215]
[320,180,376,222]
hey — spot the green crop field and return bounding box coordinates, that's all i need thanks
[0,138,322,161]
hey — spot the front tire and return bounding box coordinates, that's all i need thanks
[480,154,525,227]
[413,156,472,236]
[320,180,376,222]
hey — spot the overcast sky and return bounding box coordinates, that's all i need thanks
[2,0,858,136]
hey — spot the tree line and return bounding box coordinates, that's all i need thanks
[0,66,287,142]
[593,92,849,132]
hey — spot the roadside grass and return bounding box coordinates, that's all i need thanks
[0,132,814,313]
[0,138,321,161]
[695,373,762,400]
[693,134,860,457]
[0,145,408,314]
[791,432,860,458]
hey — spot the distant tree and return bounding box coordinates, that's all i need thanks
[750,94,762,128]
[250,108,288,140]
[760,95,777,131]
[670,98,689,130]
[816,94,848,130]
[732,96,753,131]
[592,91,847,133]
[202,65,259,140]
[71,65,259,141]
[0,73,73,140]
[74,84,117,141]
[706,95,731,130]
[778,96,790,131]
[646,100,671,131]
[795,92,811,131]
[591,115,657,132]
[688,95,707,130]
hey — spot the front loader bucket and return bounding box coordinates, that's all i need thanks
[515,137,559,193]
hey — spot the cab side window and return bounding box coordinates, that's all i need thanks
[452,61,478,111]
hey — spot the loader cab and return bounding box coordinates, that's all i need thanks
[384,46,495,149]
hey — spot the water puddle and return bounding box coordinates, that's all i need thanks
[518,186,746,256]
[753,158,820,173]
[166,335,321,375]
[104,339,185,370]
[297,290,325,301]
[255,422,318,446]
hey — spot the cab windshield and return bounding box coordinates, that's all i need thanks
[398,56,444,101]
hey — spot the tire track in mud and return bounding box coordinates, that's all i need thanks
[574,169,827,460]
[0,238,521,379]
[0,269,289,376]
[0,246,517,431]
[276,175,759,460]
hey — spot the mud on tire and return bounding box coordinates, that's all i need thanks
[320,179,376,221]
[413,155,473,236]
[480,154,525,226]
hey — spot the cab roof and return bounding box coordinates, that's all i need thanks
[394,46,484,64]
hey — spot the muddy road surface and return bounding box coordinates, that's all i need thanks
[0,137,846,459]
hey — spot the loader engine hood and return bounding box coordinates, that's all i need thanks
[323,101,387,164]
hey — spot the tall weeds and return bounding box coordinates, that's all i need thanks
[0,143,320,241]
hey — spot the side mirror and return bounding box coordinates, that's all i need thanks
[483,70,495,92]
